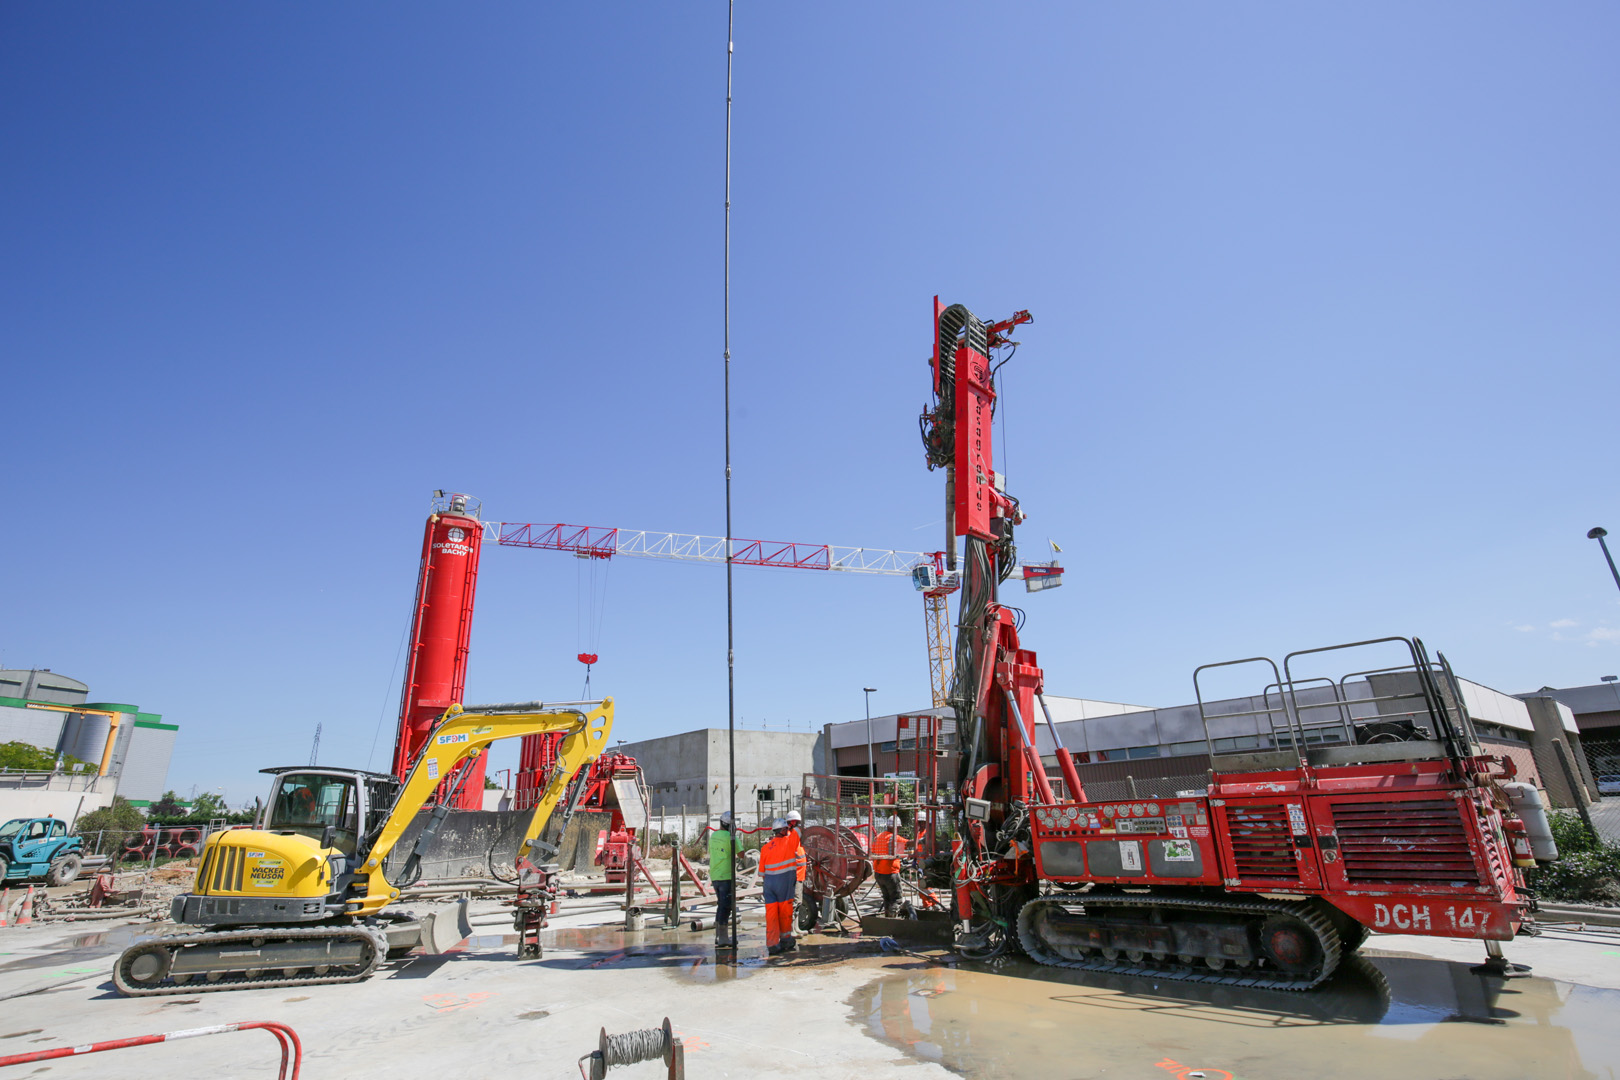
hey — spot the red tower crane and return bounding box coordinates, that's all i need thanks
[391,491,487,810]
[486,521,1062,799]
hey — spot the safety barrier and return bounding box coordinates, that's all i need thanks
[0,1021,302,1078]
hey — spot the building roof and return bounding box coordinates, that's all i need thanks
[1517,682,1620,715]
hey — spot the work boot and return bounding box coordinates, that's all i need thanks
[883,905,897,919]
[781,935,797,953]
[713,929,732,949]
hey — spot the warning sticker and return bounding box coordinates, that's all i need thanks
[1190,826,1211,838]
[1162,839,1195,862]
[1119,840,1143,872]
[427,760,440,780]
[1287,803,1308,837]
[1170,826,1189,839]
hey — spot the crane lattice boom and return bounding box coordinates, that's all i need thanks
[489,522,933,576]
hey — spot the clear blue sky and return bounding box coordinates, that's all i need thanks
[3,4,1617,806]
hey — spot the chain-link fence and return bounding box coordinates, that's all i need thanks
[1562,733,1620,843]
[69,823,225,870]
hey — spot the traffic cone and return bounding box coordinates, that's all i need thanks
[0,888,10,928]
[15,886,33,927]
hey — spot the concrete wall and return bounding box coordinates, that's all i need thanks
[610,728,824,821]
[1520,696,1596,807]
[0,788,113,826]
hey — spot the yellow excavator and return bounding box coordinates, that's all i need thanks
[113,698,613,996]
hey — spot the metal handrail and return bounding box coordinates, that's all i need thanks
[1193,656,1301,764]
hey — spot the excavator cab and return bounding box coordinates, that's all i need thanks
[257,766,400,857]
[263,769,362,855]
[257,767,402,858]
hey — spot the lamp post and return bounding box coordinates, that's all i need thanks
[863,687,878,780]
[1590,528,1620,595]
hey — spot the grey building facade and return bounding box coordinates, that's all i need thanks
[610,728,827,824]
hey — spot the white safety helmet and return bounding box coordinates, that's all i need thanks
[772,817,789,830]
[786,810,802,824]
[720,810,733,826]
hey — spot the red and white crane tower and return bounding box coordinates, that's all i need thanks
[387,496,1062,805]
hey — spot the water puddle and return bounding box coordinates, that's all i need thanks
[850,953,1620,1079]
[0,928,141,975]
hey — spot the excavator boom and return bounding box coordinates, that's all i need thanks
[352,699,613,914]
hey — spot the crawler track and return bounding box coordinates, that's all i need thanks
[1016,893,1342,991]
[113,925,387,997]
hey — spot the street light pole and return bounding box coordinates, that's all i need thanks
[1590,528,1620,595]
[863,687,877,780]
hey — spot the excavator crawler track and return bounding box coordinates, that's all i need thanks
[1016,893,1342,991]
[113,925,388,997]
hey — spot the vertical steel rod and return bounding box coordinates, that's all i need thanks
[722,0,738,956]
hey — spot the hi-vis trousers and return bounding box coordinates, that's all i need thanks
[763,871,796,948]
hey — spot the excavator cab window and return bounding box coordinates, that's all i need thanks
[267,772,360,854]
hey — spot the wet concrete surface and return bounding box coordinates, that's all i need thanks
[852,951,1620,1080]
[4,906,1620,1078]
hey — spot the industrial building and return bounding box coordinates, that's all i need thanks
[1517,680,1620,779]
[0,668,177,821]
[824,696,1154,781]
[826,674,1596,806]
[606,727,827,832]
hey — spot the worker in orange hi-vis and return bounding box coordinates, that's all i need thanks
[760,818,800,955]
[786,809,806,930]
[872,818,908,918]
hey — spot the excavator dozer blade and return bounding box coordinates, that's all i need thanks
[419,898,474,955]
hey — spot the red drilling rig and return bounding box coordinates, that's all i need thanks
[926,300,1546,987]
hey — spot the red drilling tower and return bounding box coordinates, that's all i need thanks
[391,491,488,808]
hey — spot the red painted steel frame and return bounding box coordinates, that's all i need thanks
[1026,761,1528,942]
[498,522,618,558]
[950,326,997,543]
[391,508,486,808]
[0,1021,302,1078]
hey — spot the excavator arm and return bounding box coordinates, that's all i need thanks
[350,698,614,915]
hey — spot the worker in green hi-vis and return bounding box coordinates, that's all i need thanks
[709,810,735,948]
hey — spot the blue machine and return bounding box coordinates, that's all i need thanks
[0,817,84,886]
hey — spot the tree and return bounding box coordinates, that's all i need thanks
[74,797,147,854]
[149,790,185,818]
[191,791,228,819]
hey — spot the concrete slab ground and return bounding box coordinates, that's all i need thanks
[2,901,1618,1079]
